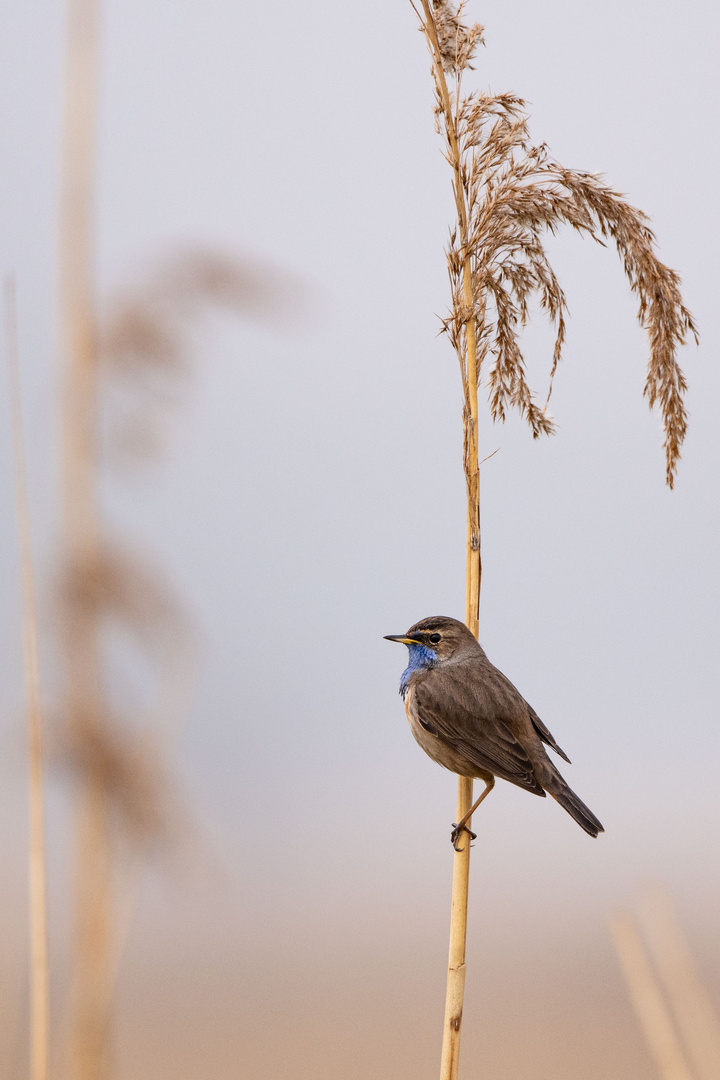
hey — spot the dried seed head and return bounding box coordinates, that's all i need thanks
[432,0,484,73]
[429,69,696,485]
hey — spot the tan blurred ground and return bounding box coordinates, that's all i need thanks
[111,935,674,1080]
[3,887,716,1080]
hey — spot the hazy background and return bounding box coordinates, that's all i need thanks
[1,0,718,1077]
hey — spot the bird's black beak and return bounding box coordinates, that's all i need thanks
[384,634,419,645]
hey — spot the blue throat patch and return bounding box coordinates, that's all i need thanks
[400,642,437,698]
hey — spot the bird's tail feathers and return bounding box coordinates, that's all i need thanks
[548,779,604,838]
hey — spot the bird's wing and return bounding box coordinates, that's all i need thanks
[527,705,571,763]
[413,666,545,795]
[465,660,572,765]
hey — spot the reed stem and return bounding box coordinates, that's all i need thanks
[416,5,483,1077]
[59,0,113,1075]
[4,278,50,1080]
[440,776,474,1080]
[417,0,482,629]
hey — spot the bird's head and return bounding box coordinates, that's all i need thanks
[384,615,479,666]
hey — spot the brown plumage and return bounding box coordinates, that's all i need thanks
[385,616,603,844]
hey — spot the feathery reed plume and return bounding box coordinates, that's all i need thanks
[611,910,695,1080]
[57,3,290,1074]
[58,0,298,1072]
[416,0,697,488]
[432,0,484,73]
[4,277,49,1080]
[56,242,289,1079]
[410,2,697,1077]
[637,888,720,1080]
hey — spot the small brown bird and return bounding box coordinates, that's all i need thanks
[385,616,604,847]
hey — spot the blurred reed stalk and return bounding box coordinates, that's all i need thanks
[5,277,50,1080]
[611,910,694,1080]
[635,890,720,1080]
[58,0,112,1075]
[411,2,697,1077]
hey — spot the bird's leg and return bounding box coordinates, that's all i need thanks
[451,776,495,850]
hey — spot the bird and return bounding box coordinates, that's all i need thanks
[384,615,604,848]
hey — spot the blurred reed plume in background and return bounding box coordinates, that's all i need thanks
[56,4,297,1077]
[100,249,290,466]
[55,8,298,1077]
[57,244,293,1080]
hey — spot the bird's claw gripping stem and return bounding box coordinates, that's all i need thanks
[450,822,477,851]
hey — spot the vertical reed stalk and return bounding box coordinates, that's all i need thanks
[440,775,474,1080]
[415,1,483,625]
[4,277,50,1080]
[416,5,482,1076]
[58,0,112,1076]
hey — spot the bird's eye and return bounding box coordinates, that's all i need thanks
[429,633,441,643]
